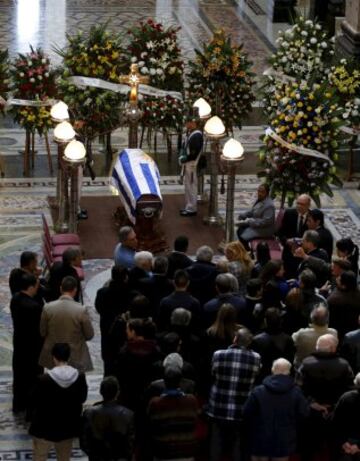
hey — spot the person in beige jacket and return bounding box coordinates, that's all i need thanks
[39,276,94,372]
[292,304,337,368]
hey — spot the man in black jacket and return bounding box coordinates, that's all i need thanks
[277,194,311,278]
[179,119,204,217]
[166,235,193,279]
[297,334,353,460]
[81,376,134,461]
[29,343,87,461]
[10,273,43,414]
[306,208,334,260]
[294,230,330,287]
[158,270,201,333]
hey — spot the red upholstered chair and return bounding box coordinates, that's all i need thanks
[42,214,80,247]
[249,209,284,260]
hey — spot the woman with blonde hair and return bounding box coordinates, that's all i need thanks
[225,241,254,295]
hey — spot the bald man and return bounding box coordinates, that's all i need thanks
[244,358,309,461]
[277,194,311,278]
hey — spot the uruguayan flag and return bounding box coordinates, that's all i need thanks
[111,149,162,224]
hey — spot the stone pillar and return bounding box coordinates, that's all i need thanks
[336,0,360,61]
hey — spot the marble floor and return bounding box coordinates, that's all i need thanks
[0,0,353,458]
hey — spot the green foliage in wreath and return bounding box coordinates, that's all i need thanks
[10,46,57,135]
[55,23,127,140]
[187,29,255,132]
[125,18,185,132]
[259,80,344,207]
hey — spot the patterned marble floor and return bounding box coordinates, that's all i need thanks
[0,0,348,458]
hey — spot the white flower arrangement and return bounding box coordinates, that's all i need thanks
[269,17,334,82]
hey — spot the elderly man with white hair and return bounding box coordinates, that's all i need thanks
[333,372,360,460]
[243,358,309,461]
[128,251,153,291]
[296,334,354,460]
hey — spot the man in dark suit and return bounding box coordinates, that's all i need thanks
[278,194,311,278]
[158,270,201,333]
[294,230,330,287]
[203,274,247,329]
[138,256,174,321]
[10,273,43,413]
[306,208,334,260]
[167,235,193,279]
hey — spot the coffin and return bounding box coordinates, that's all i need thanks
[111,148,162,225]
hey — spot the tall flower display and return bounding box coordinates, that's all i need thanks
[126,18,185,132]
[187,29,255,132]
[259,81,343,206]
[329,60,360,128]
[0,49,9,114]
[55,24,126,143]
[10,47,57,134]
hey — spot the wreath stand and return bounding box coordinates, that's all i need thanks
[23,129,53,177]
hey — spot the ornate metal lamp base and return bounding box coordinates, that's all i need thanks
[203,214,223,226]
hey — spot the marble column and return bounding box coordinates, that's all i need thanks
[336,0,360,60]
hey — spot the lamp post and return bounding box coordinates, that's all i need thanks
[193,98,211,202]
[221,138,244,243]
[53,120,75,232]
[50,101,70,203]
[203,115,226,226]
[64,140,86,233]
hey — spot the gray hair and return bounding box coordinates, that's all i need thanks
[272,358,291,375]
[303,230,320,247]
[119,226,134,243]
[171,307,192,326]
[134,251,153,269]
[196,245,214,263]
[163,352,183,370]
[310,305,329,327]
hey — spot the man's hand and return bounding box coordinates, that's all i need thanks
[294,246,308,259]
[310,402,329,415]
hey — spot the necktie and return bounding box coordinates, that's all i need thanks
[299,215,305,235]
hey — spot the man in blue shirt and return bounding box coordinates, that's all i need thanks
[114,226,138,269]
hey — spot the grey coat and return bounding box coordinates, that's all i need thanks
[239,197,276,240]
[39,295,94,372]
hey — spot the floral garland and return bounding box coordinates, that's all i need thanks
[10,47,57,135]
[328,59,360,128]
[126,18,185,132]
[0,49,9,114]
[259,81,343,206]
[55,24,126,140]
[187,29,255,132]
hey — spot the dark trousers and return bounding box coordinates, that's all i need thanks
[209,418,247,461]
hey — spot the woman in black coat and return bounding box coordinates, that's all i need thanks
[243,358,309,461]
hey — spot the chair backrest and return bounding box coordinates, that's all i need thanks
[275,208,285,233]
[42,234,53,272]
[42,213,52,246]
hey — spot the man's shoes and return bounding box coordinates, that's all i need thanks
[77,209,88,220]
[179,209,197,217]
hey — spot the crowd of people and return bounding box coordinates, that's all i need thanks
[8,189,360,461]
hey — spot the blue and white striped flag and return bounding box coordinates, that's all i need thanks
[111,149,162,224]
